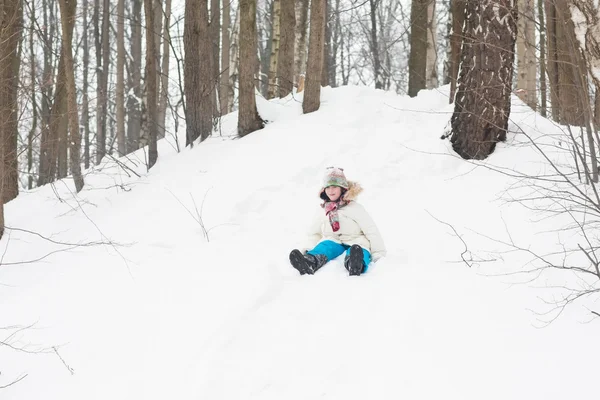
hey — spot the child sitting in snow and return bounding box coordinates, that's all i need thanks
[289,167,386,276]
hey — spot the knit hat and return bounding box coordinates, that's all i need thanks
[322,167,349,189]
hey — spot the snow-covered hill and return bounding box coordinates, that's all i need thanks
[2,85,599,399]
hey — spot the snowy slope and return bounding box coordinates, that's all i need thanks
[1,85,599,399]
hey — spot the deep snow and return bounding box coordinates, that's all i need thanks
[1,85,599,399]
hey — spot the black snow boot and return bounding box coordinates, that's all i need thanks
[344,244,365,276]
[289,250,328,275]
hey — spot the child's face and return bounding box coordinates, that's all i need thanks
[325,186,342,201]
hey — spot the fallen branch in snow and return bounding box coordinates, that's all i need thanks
[0,373,28,390]
[53,347,75,375]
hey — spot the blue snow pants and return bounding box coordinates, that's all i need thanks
[307,240,372,272]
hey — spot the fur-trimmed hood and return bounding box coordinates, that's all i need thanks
[319,181,363,202]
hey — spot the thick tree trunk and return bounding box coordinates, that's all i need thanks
[28,0,36,189]
[0,0,22,210]
[294,0,309,86]
[2,0,21,202]
[238,0,264,136]
[116,0,126,155]
[408,0,428,97]
[268,0,281,98]
[184,0,214,145]
[448,0,466,103]
[127,0,143,153]
[516,0,537,109]
[220,0,231,114]
[144,0,158,167]
[302,0,325,113]
[545,1,586,126]
[450,0,518,160]
[96,0,109,164]
[58,0,84,191]
[277,0,295,97]
[425,0,438,89]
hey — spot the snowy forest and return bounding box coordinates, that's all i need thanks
[3,0,600,397]
[0,1,597,219]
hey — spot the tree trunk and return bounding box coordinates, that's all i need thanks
[0,0,22,209]
[408,0,428,97]
[267,0,281,99]
[425,0,438,89]
[127,0,143,153]
[450,0,518,160]
[538,0,547,117]
[321,0,330,87]
[228,5,240,112]
[184,0,214,145]
[2,0,21,202]
[95,0,109,164]
[303,0,325,113]
[238,0,264,136]
[220,0,231,114]
[294,0,309,86]
[158,0,171,142]
[369,0,382,89]
[144,0,158,167]
[448,0,465,103]
[210,0,221,117]
[58,0,84,191]
[116,0,126,155]
[28,0,36,189]
[516,0,536,109]
[545,1,585,126]
[330,0,340,87]
[277,0,295,97]
[82,0,90,167]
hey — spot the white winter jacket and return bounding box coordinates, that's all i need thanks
[304,181,387,261]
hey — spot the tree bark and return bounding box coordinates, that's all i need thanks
[450,0,518,160]
[184,0,214,145]
[58,0,84,191]
[210,0,221,117]
[220,0,231,114]
[538,0,547,117]
[228,5,240,112]
[516,0,537,109]
[426,0,438,89]
[96,0,109,164]
[294,0,309,86]
[408,0,428,97]
[0,0,22,212]
[116,0,126,155]
[448,0,465,103]
[277,0,295,97]
[127,0,143,153]
[158,0,171,142]
[144,0,158,167]
[238,0,264,136]
[82,0,90,167]
[268,0,281,99]
[28,0,36,189]
[303,0,325,113]
[369,0,382,89]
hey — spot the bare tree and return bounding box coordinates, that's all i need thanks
[303,0,325,113]
[158,0,172,142]
[228,5,240,112]
[538,0,547,117]
[57,0,84,191]
[448,0,465,103]
[267,0,281,99]
[96,0,110,164]
[425,0,438,89]
[408,0,428,97]
[127,0,143,153]
[516,0,537,110]
[27,0,37,189]
[449,0,517,160]
[368,0,383,89]
[82,0,91,167]
[238,0,264,136]
[220,0,231,114]
[210,0,220,117]
[294,0,309,86]
[144,0,158,167]
[184,0,214,144]
[277,0,295,97]
[116,0,126,156]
